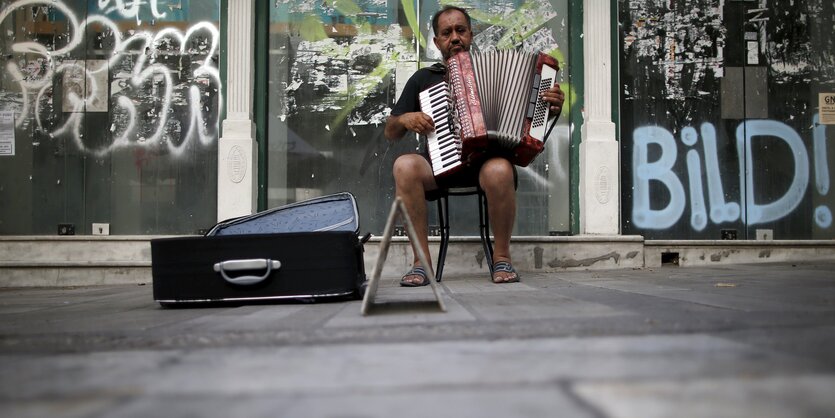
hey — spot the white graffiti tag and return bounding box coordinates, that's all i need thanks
[98,0,167,21]
[632,116,831,231]
[0,0,221,157]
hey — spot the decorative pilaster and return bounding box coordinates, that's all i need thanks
[579,0,620,234]
[217,0,257,222]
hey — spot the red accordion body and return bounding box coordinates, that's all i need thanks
[446,50,559,169]
[419,50,560,179]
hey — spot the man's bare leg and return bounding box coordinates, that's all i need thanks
[392,154,438,285]
[479,157,518,282]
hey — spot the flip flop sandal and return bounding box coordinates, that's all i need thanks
[400,266,430,287]
[492,261,520,283]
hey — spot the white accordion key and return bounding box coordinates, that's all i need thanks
[419,82,462,177]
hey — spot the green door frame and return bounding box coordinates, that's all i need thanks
[568,0,583,234]
[254,0,269,211]
[219,0,227,138]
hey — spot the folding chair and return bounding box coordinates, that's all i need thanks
[430,187,494,282]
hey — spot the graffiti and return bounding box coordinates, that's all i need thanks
[0,0,221,157]
[632,125,687,229]
[98,0,167,21]
[736,120,809,225]
[621,0,835,239]
[632,116,831,231]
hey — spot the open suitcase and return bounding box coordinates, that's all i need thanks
[151,192,367,306]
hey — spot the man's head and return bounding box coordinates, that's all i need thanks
[432,6,473,61]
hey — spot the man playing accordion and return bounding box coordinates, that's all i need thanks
[384,5,566,286]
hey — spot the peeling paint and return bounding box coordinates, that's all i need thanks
[534,246,544,269]
[476,250,485,269]
[709,249,738,262]
[622,0,726,101]
[713,250,731,261]
[286,24,413,125]
[548,251,620,268]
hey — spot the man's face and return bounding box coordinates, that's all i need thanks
[433,10,472,61]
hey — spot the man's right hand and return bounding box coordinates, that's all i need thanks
[400,112,436,135]
[385,112,435,140]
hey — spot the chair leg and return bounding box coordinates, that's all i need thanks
[436,196,450,282]
[478,191,494,274]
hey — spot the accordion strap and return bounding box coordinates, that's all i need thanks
[543,116,558,144]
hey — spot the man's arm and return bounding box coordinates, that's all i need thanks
[384,112,436,141]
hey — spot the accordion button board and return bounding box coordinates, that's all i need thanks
[527,63,558,141]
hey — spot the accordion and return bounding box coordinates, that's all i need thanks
[419,50,559,178]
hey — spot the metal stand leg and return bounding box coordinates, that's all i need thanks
[478,190,494,274]
[361,198,446,316]
[436,196,450,282]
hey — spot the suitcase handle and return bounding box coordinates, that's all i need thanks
[213,259,282,286]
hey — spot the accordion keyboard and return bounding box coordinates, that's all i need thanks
[419,81,462,177]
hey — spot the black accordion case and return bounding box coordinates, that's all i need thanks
[151,192,367,306]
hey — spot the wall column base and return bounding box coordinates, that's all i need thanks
[217,119,257,222]
[579,123,620,234]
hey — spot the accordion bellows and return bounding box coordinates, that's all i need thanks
[420,50,559,178]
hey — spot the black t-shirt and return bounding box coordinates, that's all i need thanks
[391,63,446,116]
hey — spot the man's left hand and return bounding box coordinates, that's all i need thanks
[541,83,566,115]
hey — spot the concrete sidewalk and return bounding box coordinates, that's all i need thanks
[1,262,834,417]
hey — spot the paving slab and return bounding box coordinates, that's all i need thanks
[0,262,833,417]
[574,375,835,418]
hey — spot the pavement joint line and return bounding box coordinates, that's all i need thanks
[557,378,609,418]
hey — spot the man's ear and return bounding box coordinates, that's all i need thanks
[433,36,441,51]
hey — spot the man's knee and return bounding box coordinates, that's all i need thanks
[393,154,423,179]
[393,154,435,190]
[479,158,515,189]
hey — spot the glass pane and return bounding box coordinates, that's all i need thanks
[267,0,414,223]
[619,0,835,240]
[0,0,221,235]
[619,1,743,239]
[748,1,835,239]
[268,0,571,236]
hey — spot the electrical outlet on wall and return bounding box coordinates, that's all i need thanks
[756,229,773,240]
[92,223,110,236]
[58,223,75,235]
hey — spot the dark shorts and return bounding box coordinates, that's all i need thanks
[422,154,518,201]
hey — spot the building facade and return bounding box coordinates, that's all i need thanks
[0,0,832,242]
